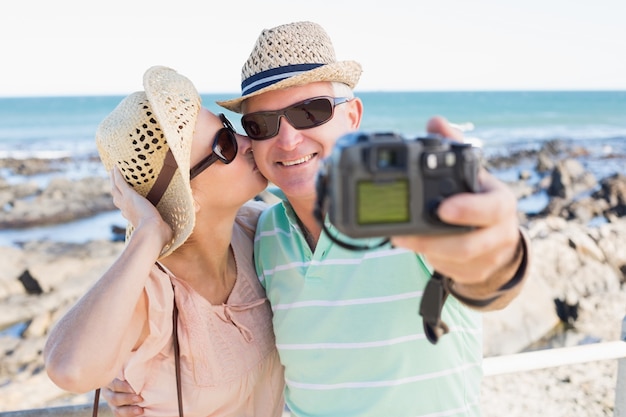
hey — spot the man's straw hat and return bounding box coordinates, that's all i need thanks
[217,21,362,113]
[96,66,201,257]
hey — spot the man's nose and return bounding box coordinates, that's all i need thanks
[274,115,303,150]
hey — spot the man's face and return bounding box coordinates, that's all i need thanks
[242,82,362,203]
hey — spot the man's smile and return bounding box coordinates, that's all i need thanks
[278,153,315,167]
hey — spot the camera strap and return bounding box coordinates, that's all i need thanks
[419,271,450,344]
[319,217,390,251]
[315,201,451,344]
[314,190,389,251]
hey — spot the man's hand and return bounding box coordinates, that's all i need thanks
[391,116,522,290]
[101,378,144,417]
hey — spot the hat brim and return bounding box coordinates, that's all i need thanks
[96,66,201,259]
[142,66,201,257]
[217,60,362,114]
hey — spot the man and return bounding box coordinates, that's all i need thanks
[105,21,529,417]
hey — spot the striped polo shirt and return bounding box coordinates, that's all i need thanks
[255,197,484,417]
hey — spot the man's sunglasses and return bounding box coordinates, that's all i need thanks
[241,96,350,141]
[189,113,238,180]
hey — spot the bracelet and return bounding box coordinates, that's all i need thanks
[443,228,530,308]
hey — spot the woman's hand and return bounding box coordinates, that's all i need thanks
[111,166,173,248]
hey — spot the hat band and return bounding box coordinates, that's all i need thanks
[145,148,178,207]
[241,63,324,96]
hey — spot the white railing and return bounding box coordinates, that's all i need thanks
[484,340,626,376]
[483,315,626,417]
[2,317,626,417]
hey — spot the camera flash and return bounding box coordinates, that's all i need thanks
[426,154,437,169]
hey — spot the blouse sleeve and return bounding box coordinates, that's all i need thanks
[119,265,174,392]
[235,199,268,240]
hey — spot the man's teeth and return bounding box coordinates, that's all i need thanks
[281,155,312,166]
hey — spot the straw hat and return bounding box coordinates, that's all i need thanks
[96,66,201,258]
[217,21,362,113]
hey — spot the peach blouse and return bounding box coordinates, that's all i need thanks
[120,202,285,417]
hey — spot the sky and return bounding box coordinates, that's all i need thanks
[1,0,625,97]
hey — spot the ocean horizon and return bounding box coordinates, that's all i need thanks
[2,90,626,151]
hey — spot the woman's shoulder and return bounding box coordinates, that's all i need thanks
[235,199,269,236]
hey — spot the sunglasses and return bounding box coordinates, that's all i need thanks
[189,113,238,180]
[241,96,350,140]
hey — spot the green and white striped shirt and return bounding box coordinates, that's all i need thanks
[255,197,484,417]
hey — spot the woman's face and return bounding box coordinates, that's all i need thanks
[189,108,267,209]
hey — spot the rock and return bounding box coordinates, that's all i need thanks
[0,239,123,412]
[0,181,39,208]
[482,271,560,356]
[0,246,27,299]
[23,312,52,339]
[482,217,626,356]
[0,241,123,331]
[0,157,70,176]
[536,150,555,172]
[547,158,597,200]
[0,177,116,229]
[505,180,535,200]
[594,173,626,217]
[17,270,43,295]
[595,221,626,282]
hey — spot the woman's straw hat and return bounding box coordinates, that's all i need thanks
[96,66,201,258]
[217,21,362,113]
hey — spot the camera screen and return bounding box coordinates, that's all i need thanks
[357,179,409,225]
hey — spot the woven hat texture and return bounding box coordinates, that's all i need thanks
[217,21,362,113]
[96,66,201,257]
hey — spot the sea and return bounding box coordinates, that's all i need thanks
[1,91,625,245]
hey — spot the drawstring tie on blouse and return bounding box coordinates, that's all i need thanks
[215,299,267,342]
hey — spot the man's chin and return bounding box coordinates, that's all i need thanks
[277,180,316,201]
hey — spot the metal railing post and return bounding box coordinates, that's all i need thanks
[615,315,626,417]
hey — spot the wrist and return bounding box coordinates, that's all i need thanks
[445,228,530,308]
[128,221,173,256]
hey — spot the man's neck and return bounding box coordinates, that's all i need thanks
[289,198,322,251]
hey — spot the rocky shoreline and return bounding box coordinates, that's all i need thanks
[1,140,625,415]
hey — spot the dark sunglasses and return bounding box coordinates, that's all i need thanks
[241,96,350,140]
[189,113,238,180]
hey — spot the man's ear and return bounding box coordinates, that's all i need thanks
[347,97,364,130]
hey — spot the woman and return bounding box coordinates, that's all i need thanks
[43,66,284,417]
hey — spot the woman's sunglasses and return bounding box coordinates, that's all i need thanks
[189,113,238,180]
[241,96,350,141]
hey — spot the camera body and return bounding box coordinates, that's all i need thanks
[315,132,481,238]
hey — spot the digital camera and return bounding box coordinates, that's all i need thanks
[315,132,481,238]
